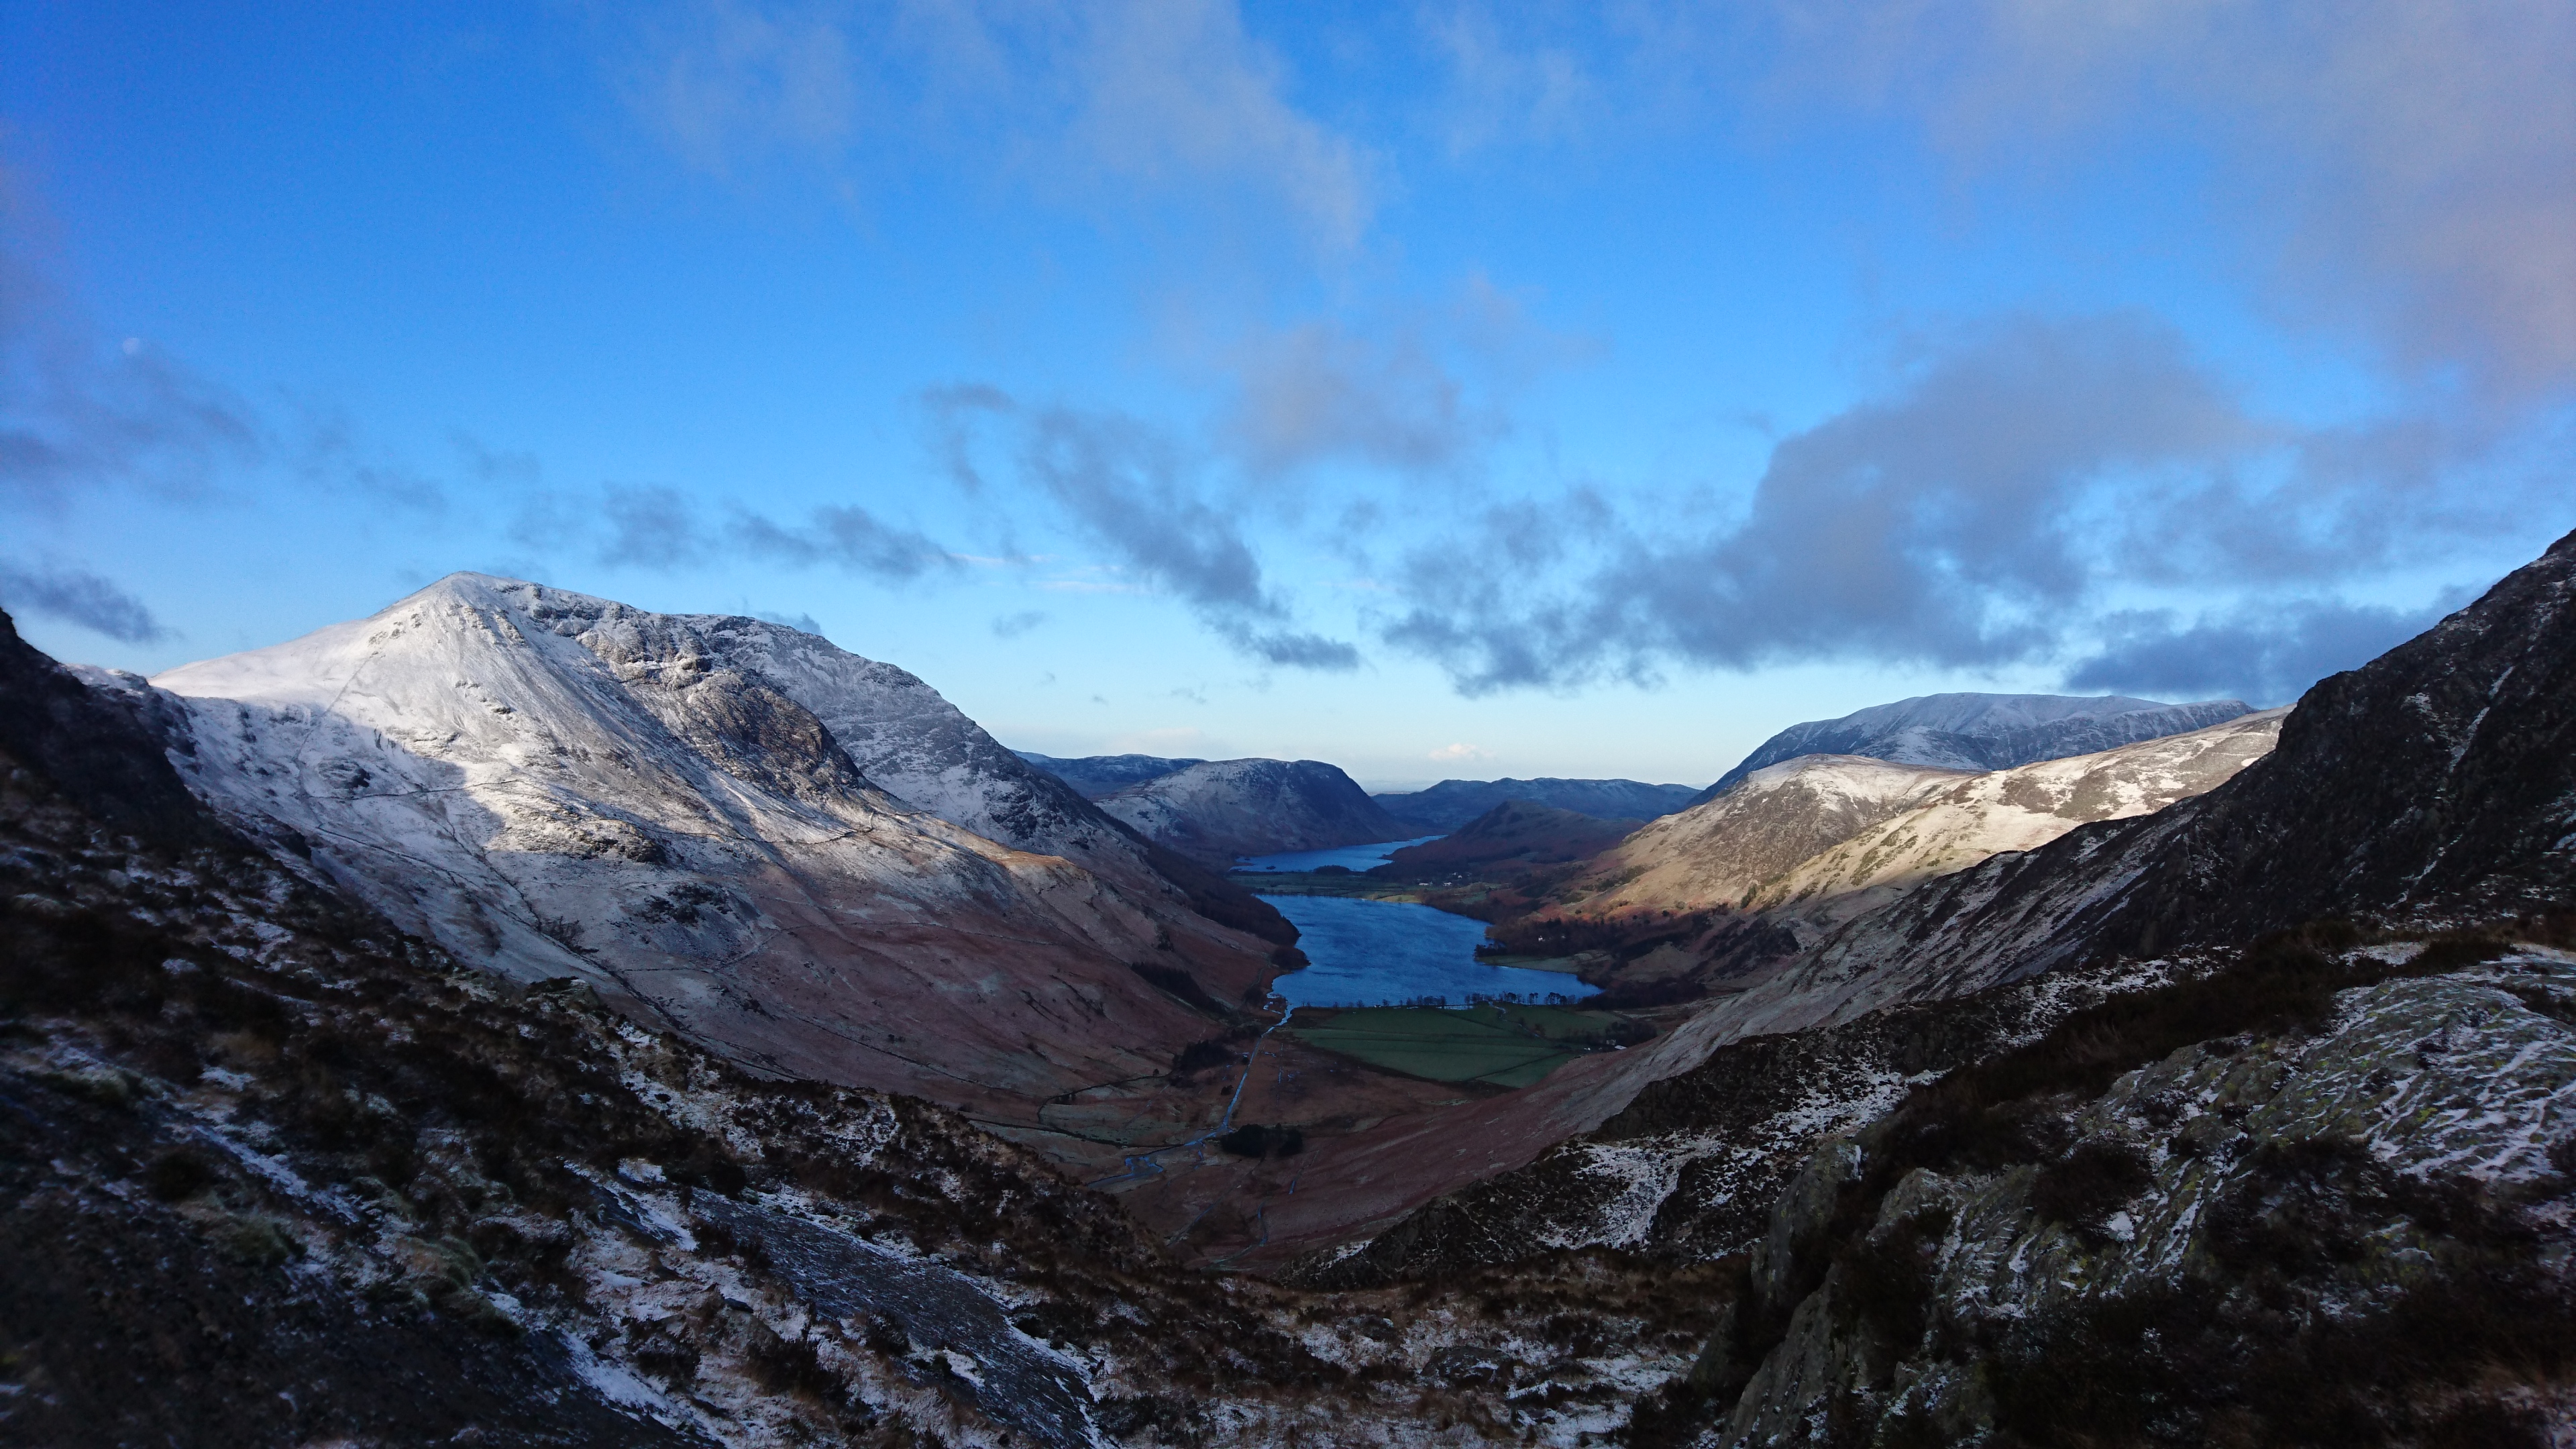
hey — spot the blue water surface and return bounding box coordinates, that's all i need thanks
[1254,894,1602,1009]
[1231,836,1440,873]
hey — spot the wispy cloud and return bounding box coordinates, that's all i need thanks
[0,560,172,643]
[612,0,1379,249]
[925,383,1361,670]
[1209,276,1587,478]
[733,502,955,579]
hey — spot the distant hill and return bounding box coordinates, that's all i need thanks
[1097,759,1411,867]
[1558,710,2287,934]
[1016,751,1205,800]
[1375,777,1703,832]
[1374,800,1643,880]
[1701,692,2250,799]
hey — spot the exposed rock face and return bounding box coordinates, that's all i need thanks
[1702,692,2251,798]
[1777,527,2576,1024]
[1015,750,1205,799]
[1375,800,1642,880]
[109,574,1279,1128]
[1095,757,1411,866]
[1703,945,2576,1448]
[1376,777,1705,832]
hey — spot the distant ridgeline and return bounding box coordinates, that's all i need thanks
[1374,777,1705,833]
[1017,751,1409,867]
[1012,751,1205,800]
[1699,692,2251,799]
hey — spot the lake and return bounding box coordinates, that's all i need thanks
[1236,839,1602,1009]
[1230,835,1442,873]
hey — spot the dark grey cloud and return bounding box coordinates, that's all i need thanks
[508,478,953,584]
[926,384,1361,672]
[990,609,1047,639]
[2065,598,2457,706]
[0,561,172,643]
[1215,621,1362,671]
[732,504,953,580]
[1384,314,2265,691]
[1377,312,2555,696]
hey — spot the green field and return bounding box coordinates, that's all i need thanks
[1279,1004,1627,1089]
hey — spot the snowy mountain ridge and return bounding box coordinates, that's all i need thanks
[106,574,1278,1132]
[1705,691,2251,796]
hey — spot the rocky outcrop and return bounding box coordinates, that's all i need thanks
[1770,526,2576,1027]
[1014,750,1205,799]
[1686,941,2576,1448]
[1375,777,1704,832]
[1096,757,1411,866]
[1702,692,2250,798]
[103,575,1282,1130]
[1373,800,1642,880]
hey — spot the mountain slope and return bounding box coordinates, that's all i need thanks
[114,574,1277,1128]
[1016,751,1205,799]
[1096,757,1411,866]
[1748,708,2287,928]
[1375,777,1703,832]
[1765,527,2576,1028]
[1703,693,2250,797]
[1555,757,1977,920]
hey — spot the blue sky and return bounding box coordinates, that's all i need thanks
[5,2,2571,788]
